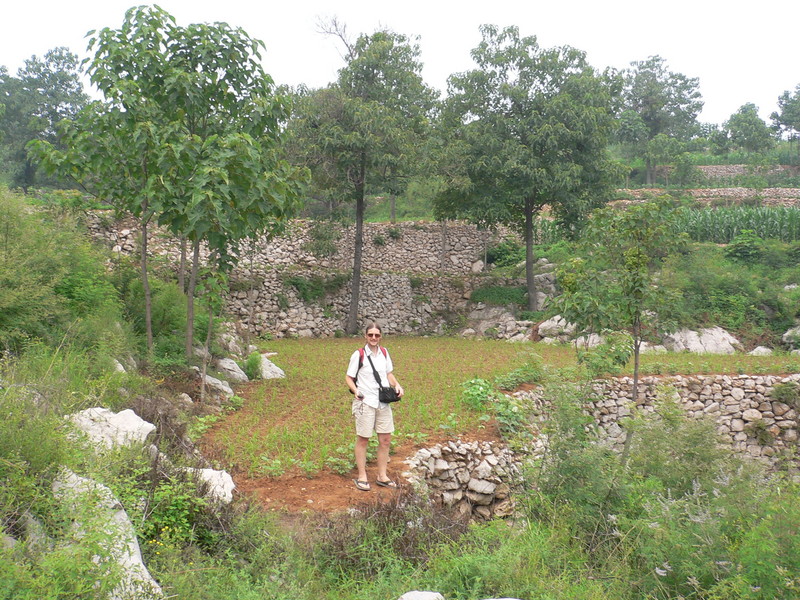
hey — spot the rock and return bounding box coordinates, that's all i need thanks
[192,368,234,401]
[782,326,800,348]
[397,593,444,600]
[259,354,286,379]
[467,478,497,495]
[742,409,763,421]
[214,357,249,383]
[537,315,575,339]
[574,333,604,348]
[181,468,235,504]
[749,346,773,356]
[52,469,164,599]
[68,408,156,449]
[640,342,667,354]
[661,327,741,354]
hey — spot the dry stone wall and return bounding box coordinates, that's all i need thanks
[86,215,519,337]
[517,373,799,468]
[403,440,522,522]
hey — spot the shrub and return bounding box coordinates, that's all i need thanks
[303,221,340,258]
[460,378,497,410]
[299,491,469,584]
[576,331,633,378]
[724,229,765,263]
[486,237,525,267]
[283,273,348,304]
[240,352,262,381]
[470,285,527,307]
[493,354,545,390]
[770,381,800,410]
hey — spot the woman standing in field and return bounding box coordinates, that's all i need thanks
[345,322,404,491]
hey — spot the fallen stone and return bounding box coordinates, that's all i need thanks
[214,358,249,383]
[53,469,164,600]
[259,354,286,379]
[180,468,236,504]
[68,408,155,449]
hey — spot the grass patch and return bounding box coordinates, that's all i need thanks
[203,337,800,477]
[205,337,531,476]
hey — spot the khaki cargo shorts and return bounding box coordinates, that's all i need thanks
[352,399,394,437]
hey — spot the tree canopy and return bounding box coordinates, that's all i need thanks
[0,47,88,190]
[287,24,435,333]
[33,5,306,354]
[725,103,775,154]
[619,56,703,183]
[434,25,623,310]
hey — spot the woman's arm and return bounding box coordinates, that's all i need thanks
[387,372,404,397]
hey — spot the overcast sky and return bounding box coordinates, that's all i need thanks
[2,0,798,126]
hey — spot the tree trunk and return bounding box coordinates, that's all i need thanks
[524,197,538,312]
[390,194,396,223]
[621,321,642,466]
[185,239,200,359]
[199,306,215,403]
[139,203,153,353]
[178,236,187,293]
[645,157,655,185]
[346,153,367,335]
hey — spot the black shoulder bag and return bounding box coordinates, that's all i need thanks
[367,354,400,403]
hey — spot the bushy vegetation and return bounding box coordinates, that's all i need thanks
[3,183,800,598]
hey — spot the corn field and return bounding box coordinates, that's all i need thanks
[676,206,800,243]
[532,218,566,244]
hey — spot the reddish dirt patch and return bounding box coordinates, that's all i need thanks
[223,425,503,513]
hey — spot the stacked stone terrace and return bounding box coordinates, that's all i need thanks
[87,215,514,337]
[516,373,799,468]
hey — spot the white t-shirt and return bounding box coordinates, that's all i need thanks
[347,345,394,409]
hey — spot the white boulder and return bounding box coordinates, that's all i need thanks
[661,327,741,354]
[537,315,575,339]
[180,468,236,504]
[214,357,249,383]
[68,408,155,449]
[52,469,164,600]
[748,346,773,356]
[259,354,286,379]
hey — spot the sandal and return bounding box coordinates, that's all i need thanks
[375,479,398,488]
[353,479,371,491]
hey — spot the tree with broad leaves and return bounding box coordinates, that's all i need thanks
[620,55,703,184]
[434,25,623,311]
[32,6,306,357]
[556,200,686,406]
[287,22,435,334]
[0,48,88,190]
[725,103,775,155]
[771,84,800,157]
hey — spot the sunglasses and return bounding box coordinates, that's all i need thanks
[366,333,382,338]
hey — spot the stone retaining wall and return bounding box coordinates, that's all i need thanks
[620,186,800,207]
[85,214,526,337]
[518,373,799,467]
[406,374,799,522]
[403,440,522,521]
